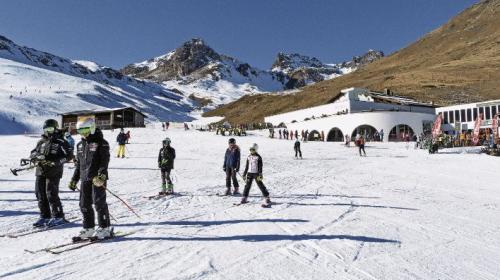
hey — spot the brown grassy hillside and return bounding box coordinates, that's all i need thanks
[205,0,500,123]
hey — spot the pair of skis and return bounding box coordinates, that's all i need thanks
[233,201,272,208]
[0,217,80,238]
[24,231,136,254]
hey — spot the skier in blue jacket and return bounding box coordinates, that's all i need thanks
[223,138,240,195]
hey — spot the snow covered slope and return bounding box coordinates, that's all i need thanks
[0,127,499,279]
[0,35,194,134]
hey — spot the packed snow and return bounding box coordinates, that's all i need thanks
[0,125,499,279]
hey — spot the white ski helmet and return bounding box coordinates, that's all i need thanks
[250,143,258,152]
[76,116,96,135]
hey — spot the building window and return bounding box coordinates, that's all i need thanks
[492,106,497,117]
[485,106,491,120]
[460,109,466,122]
[473,108,478,120]
[455,110,460,122]
[443,111,448,124]
[449,111,454,123]
[466,109,472,122]
[479,107,484,117]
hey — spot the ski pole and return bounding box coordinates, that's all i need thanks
[124,145,132,157]
[10,165,37,176]
[105,187,141,219]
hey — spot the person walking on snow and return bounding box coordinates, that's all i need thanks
[116,128,127,158]
[223,138,240,195]
[240,143,271,207]
[158,137,176,195]
[294,139,302,159]
[30,119,72,227]
[358,135,367,156]
[68,116,113,240]
[64,131,75,155]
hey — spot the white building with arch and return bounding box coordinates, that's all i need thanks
[264,88,437,142]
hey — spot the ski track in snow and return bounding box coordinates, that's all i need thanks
[0,126,499,280]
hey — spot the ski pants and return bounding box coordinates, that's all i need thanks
[243,173,269,197]
[359,144,366,156]
[225,168,239,190]
[79,180,110,229]
[117,145,126,157]
[35,176,64,219]
[161,168,172,185]
[294,147,302,158]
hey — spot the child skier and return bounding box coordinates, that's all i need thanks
[241,143,271,207]
[158,137,176,195]
[294,139,302,159]
[223,138,240,195]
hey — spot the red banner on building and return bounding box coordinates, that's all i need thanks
[472,113,483,145]
[432,113,442,138]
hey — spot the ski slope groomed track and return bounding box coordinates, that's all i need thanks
[0,126,499,280]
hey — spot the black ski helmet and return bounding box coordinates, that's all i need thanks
[43,119,59,129]
[228,138,236,144]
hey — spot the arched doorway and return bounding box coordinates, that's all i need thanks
[351,125,378,141]
[389,124,415,141]
[308,130,321,141]
[327,127,344,142]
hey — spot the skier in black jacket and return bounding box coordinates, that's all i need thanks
[294,139,302,159]
[158,137,176,195]
[30,119,72,227]
[241,143,271,207]
[68,116,112,240]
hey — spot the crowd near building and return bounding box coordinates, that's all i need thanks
[264,87,500,144]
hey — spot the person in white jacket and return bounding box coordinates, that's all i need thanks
[240,143,271,207]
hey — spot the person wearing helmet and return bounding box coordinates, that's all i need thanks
[222,138,240,195]
[241,143,271,207]
[158,137,176,195]
[68,116,112,240]
[29,119,72,227]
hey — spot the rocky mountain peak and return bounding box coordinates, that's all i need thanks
[271,52,326,73]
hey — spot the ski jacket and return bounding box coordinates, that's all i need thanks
[158,146,176,170]
[30,131,72,178]
[72,129,110,182]
[243,153,263,176]
[223,145,240,171]
[116,132,127,145]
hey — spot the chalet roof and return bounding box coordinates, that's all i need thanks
[60,107,147,117]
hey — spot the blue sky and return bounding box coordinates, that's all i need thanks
[0,0,478,69]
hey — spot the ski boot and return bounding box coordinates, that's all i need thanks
[232,187,240,196]
[261,197,272,208]
[92,227,114,240]
[33,218,49,228]
[240,196,248,204]
[72,228,95,242]
[159,183,167,195]
[46,217,67,227]
[166,183,174,195]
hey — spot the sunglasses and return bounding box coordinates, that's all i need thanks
[77,127,91,136]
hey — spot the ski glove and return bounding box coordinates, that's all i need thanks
[68,180,77,191]
[92,174,107,188]
[160,159,169,167]
[39,160,55,167]
[256,175,263,182]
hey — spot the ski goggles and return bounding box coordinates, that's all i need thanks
[249,148,256,152]
[77,127,92,136]
[43,127,55,134]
